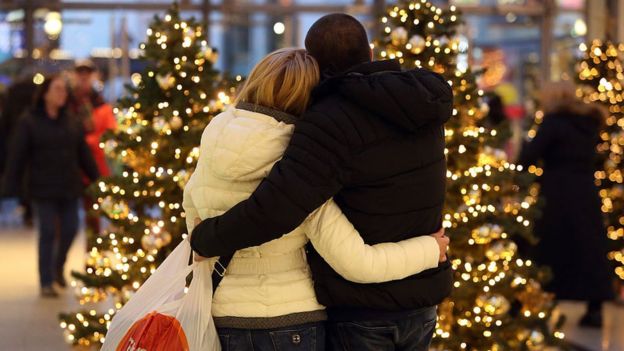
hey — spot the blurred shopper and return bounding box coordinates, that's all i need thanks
[484,92,508,127]
[70,59,116,235]
[484,92,513,151]
[2,75,100,297]
[0,78,38,226]
[519,81,613,327]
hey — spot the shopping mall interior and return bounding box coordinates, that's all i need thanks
[1,0,624,350]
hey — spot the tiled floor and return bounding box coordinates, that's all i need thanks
[0,227,86,351]
[0,203,623,351]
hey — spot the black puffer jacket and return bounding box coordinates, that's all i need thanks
[192,60,454,313]
[2,109,100,199]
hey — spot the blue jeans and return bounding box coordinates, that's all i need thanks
[326,307,437,351]
[217,322,325,351]
[33,198,80,287]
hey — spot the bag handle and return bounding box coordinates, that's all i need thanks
[211,254,233,293]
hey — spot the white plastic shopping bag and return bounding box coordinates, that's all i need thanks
[101,238,220,351]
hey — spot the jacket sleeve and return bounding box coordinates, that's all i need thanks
[2,117,31,197]
[304,199,440,284]
[191,109,353,257]
[518,115,557,167]
[77,125,101,182]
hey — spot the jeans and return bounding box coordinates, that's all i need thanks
[217,322,325,351]
[33,198,80,287]
[326,306,437,351]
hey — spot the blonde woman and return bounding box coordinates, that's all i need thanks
[183,48,447,350]
[519,81,613,328]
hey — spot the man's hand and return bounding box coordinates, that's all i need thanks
[430,228,449,262]
[193,218,208,262]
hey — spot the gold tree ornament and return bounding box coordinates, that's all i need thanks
[485,240,518,261]
[156,73,175,90]
[478,146,508,167]
[140,233,162,252]
[103,140,118,155]
[408,34,426,54]
[517,280,555,315]
[391,26,409,46]
[175,169,191,188]
[152,117,169,133]
[170,116,183,130]
[471,224,503,244]
[526,330,546,350]
[475,293,511,316]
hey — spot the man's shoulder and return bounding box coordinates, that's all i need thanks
[303,94,360,125]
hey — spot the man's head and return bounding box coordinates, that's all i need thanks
[305,14,371,75]
[74,59,96,92]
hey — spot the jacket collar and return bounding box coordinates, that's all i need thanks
[313,60,402,100]
[236,101,298,125]
[344,60,402,76]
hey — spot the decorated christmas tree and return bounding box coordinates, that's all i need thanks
[374,1,564,349]
[576,40,624,283]
[59,4,236,347]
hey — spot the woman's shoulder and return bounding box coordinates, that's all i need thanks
[204,106,294,139]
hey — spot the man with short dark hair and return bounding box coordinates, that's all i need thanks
[304,14,371,75]
[192,14,454,350]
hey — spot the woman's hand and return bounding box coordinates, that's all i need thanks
[193,218,208,262]
[430,228,449,263]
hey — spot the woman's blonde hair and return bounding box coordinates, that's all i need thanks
[235,48,319,116]
[540,81,607,122]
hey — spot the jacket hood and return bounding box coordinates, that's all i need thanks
[201,105,295,182]
[313,60,453,132]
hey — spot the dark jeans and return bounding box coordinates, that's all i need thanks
[326,306,437,351]
[217,322,325,351]
[33,198,79,287]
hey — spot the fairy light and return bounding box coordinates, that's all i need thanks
[576,40,624,281]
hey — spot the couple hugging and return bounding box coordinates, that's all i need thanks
[183,13,454,351]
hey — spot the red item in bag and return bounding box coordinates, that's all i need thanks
[116,311,189,351]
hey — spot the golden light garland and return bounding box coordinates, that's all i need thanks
[577,40,624,281]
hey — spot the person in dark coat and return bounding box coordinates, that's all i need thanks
[519,81,613,328]
[0,78,39,226]
[2,74,100,298]
[484,92,507,127]
[191,14,454,350]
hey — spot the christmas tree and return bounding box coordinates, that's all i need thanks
[373,1,564,349]
[577,40,624,283]
[59,4,237,347]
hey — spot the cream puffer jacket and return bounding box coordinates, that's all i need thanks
[183,104,441,322]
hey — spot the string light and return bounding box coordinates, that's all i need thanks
[576,40,624,280]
